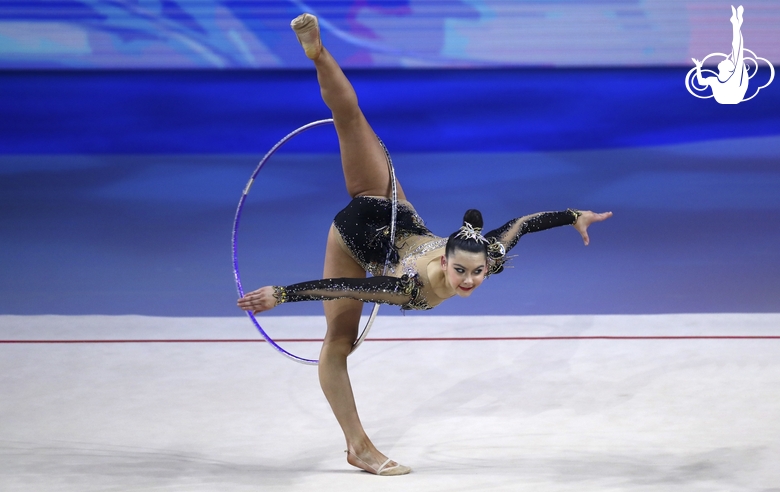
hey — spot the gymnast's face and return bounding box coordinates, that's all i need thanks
[441,250,487,297]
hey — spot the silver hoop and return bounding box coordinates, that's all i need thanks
[232,119,398,365]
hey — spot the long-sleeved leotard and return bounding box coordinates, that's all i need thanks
[271,197,581,310]
[273,274,423,310]
[484,209,582,274]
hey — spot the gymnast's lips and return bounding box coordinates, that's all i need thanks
[458,285,474,292]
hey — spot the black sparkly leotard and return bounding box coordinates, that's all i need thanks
[272,196,580,310]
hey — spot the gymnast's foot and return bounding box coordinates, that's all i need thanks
[291,13,322,60]
[346,446,411,476]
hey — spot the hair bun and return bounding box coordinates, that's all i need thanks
[462,209,484,230]
[447,208,489,258]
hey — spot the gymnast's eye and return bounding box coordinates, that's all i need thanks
[455,267,465,274]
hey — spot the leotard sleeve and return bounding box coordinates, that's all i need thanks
[483,209,581,275]
[272,274,424,310]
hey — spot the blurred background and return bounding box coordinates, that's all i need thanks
[1,0,778,316]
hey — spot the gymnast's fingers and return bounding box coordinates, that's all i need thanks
[237,294,252,304]
[238,300,265,313]
[237,294,260,310]
[238,287,277,313]
[237,298,252,311]
[594,211,613,222]
[581,230,590,246]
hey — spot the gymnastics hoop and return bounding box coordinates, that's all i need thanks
[232,118,398,365]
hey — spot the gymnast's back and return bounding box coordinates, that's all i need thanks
[332,195,450,309]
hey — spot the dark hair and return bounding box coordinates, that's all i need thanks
[445,209,488,258]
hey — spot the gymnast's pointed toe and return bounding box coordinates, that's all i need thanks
[347,450,411,476]
[376,460,412,476]
[291,13,322,60]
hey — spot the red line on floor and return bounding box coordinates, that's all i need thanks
[1,335,779,344]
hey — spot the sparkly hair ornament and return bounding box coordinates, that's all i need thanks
[446,209,489,258]
[455,222,489,244]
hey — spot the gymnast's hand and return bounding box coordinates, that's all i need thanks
[237,286,278,314]
[573,211,613,246]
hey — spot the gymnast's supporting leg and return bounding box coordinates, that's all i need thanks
[318,226,409,475]
[292,14,406,201]
[292,13,410,475]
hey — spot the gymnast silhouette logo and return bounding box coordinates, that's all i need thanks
[685,5,774,104]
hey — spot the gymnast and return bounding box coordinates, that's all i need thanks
[237,13,612,476]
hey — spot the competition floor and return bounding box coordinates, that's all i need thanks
[2,314,780,491]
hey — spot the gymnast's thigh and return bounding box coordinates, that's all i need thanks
[322,224,365,342]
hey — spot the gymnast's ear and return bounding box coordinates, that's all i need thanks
[440,255,447,270]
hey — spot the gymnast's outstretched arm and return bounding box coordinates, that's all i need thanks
[484,209,613,253]
[237,275,416,313]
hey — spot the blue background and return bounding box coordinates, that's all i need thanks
[1,67,778,316]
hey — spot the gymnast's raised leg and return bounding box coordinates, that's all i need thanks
[291,13,410,476]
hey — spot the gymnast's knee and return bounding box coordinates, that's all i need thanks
[321,334,355,359]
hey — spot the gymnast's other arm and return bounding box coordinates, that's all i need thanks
[237,275,416,314]
[485,209,613,254]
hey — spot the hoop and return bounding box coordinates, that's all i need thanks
[232,119,398,365]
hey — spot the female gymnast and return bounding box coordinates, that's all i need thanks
[237,13,612,476]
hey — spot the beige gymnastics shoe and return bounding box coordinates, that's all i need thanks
[347,450,412,476]
[290,13,322,60]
